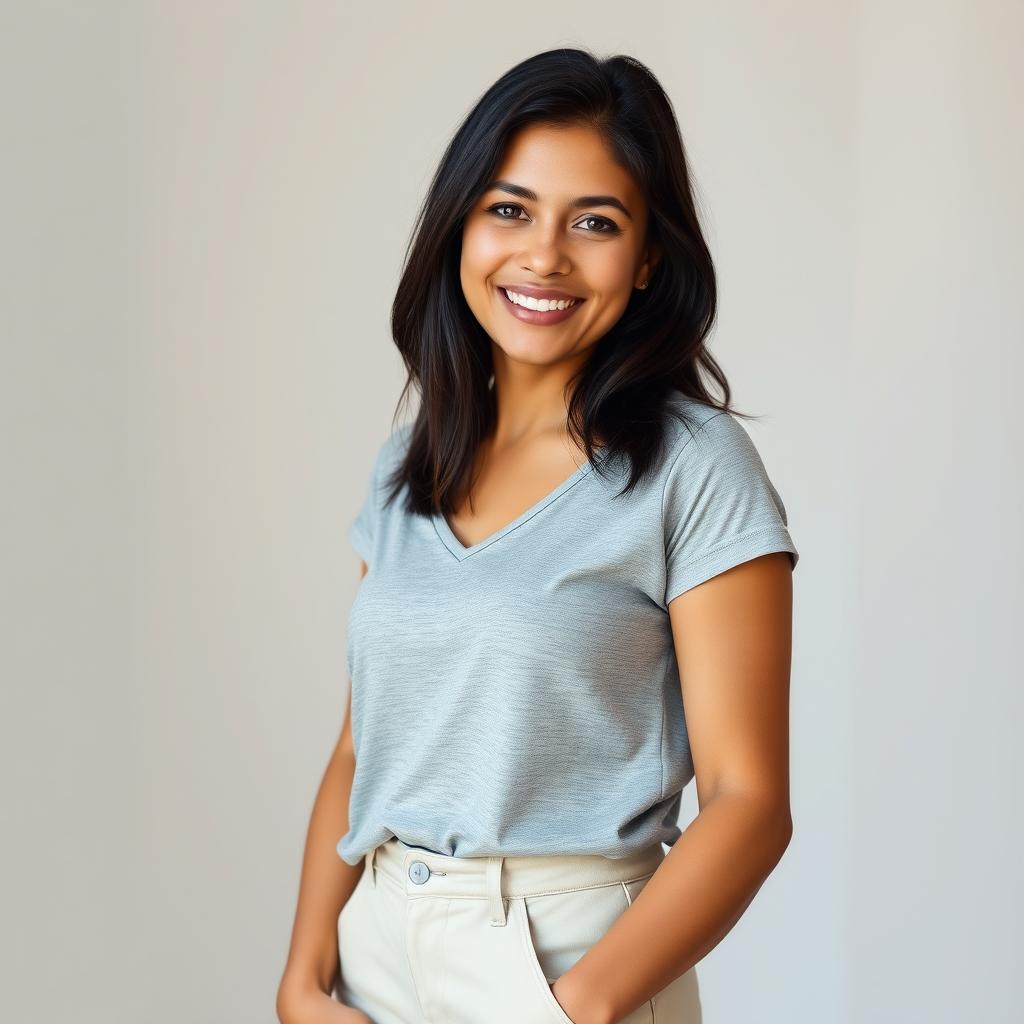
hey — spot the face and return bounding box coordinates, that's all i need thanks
[459,122,658,371]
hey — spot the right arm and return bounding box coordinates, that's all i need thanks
[276,561,371,1023]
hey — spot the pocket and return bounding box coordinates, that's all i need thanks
[512,896,579,1024]
[623,871,655,906]
[515,880,660,1024]
[513,881,641,1024]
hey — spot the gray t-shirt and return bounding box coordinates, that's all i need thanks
[336,392,799,865]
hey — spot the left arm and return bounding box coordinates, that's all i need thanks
[552,550,795,1024]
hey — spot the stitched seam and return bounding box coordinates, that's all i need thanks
[669,521,792,578]
[659,411,724,567]
[658,411,724,529]
[441,898,452,1024]
[403,875,657,900]
[402,888,430,1020]
[431,515,464,561]
[516,898,575,1024]
[442,446,611,559]
[459,464,596,556]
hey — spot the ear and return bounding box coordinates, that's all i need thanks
[636,238,663,288]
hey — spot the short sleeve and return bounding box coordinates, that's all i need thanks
[347,445,383,566]
[662,411,799,604]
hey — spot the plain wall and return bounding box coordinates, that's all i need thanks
[2,2,1020,1022]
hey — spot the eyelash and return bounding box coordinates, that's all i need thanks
[485,202,621,235]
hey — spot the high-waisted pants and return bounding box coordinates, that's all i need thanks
[335,836,703,1023]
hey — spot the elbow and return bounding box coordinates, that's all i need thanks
[773,810,794,860]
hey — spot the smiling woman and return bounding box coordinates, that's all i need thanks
[460,123,658,350]
[278,46,799,1024]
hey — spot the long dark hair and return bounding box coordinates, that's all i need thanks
[381,47,749,517]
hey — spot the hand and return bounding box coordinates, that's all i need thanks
[277,979,373,1024]
[549,974,612,1024]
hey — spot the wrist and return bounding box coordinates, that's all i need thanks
[552,969,615,1024]
[277,970,331,1022]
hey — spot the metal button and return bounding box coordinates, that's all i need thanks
[408,860,431,884]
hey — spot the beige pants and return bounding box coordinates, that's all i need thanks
[335,836,702,1023]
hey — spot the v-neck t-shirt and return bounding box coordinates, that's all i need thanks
[336,392,799,865]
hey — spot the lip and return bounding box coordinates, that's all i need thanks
[495,284,586,326]
[496,283,583,301]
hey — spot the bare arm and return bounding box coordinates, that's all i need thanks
[553,552,795,1024]
[277,561,369,1020]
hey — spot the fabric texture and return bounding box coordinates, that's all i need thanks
[337,392,799,866]
[335,835,702,1022]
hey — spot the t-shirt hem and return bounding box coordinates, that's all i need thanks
[665,524,798,605]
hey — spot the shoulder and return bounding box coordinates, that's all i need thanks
[370,421,414,476]
[658,396,785,522]
[660,392,752,469]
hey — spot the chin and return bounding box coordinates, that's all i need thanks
[495,335,576,366]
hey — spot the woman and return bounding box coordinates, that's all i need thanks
[278,48,799,1024]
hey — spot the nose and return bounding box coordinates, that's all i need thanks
[517,222,572,278]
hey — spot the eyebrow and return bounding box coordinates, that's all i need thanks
[484,179,634,221]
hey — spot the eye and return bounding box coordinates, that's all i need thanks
[484,203,621,235]
[575,215,620,234]
[486,202,527,221]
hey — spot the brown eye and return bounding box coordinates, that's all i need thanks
[577,215,620,234]
[484,203,621,235]
[487,202,525,220]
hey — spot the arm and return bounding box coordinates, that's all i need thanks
[553,551,795,1024]
[276,562,369,1022]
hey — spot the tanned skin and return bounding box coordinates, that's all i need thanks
[276,552,794,1024]
[550,551,794,1024]
[276,561,373,1024]
[279,118,795,1022]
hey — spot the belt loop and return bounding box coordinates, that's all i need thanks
[486,856,507,927]
[366,845,378,888]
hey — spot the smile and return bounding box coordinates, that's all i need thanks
[497,286,585,325]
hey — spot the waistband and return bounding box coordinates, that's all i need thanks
[364,836,665,927]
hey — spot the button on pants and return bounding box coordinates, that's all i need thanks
[335,836,703,1023]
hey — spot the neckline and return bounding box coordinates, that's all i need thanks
[431,446,609,561]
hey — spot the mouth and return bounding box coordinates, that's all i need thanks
[496,285,586,325]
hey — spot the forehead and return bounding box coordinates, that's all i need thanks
[490,123,643,206]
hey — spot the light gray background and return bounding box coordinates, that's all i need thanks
[2,2,1020,1022]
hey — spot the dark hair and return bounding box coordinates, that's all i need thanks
[381,47,752,518]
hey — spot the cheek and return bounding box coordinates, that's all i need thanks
[585,248,637,295]
[586,293,632,336]
[460,221,508,278]
[582,268,636,329]
[459,225,504,326]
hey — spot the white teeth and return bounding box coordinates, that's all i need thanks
[503,288,578,312]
